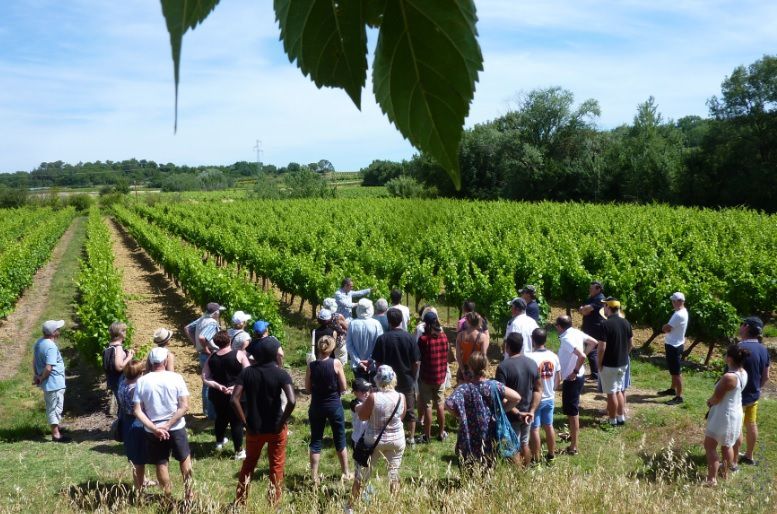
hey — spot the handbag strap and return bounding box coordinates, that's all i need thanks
[370,394,402,451]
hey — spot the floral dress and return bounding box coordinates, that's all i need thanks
[445,379,504,463]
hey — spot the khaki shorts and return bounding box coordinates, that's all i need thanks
[601,365,628,394]
[419,381,445,408]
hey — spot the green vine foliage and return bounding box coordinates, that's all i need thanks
[131,198,775,341]
[0,207,75,319]
[112,204,285,342]
[160,0,482,189]
[73,207,131,368]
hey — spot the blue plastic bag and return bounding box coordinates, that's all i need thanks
[490,382,521,458]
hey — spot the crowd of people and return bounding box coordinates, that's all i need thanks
[30,278,771,505]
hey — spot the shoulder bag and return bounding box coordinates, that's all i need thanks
[353,395,402,467]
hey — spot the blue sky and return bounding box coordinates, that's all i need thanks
[1,0,775,173]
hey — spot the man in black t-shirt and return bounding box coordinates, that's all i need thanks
[232,338,296,506]
[372,308,421,444]
[579,281,606,381]
[597,298,632,426]
[495,333,541,466]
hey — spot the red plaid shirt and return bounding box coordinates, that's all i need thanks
[418,332,449,385]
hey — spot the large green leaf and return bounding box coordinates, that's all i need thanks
[160,0,221,130]
[274,0,368,107]
[373,0,482,190]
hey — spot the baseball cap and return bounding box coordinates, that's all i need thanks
[519,285,537,295]
[206,302,226,314]
[422,310,438,325]
[148,347,169,365]
[153,328,173,345]
[670,292,685,302]
[253,320,270,334]
[231,311,252,325]
[604,297,621,309]
[507,297,527,310]
[317,309,333,321]
[42,320,65,336]
[742,316,764,335]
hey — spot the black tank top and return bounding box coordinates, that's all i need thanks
[208,350,243,386]
[310,358,340,407]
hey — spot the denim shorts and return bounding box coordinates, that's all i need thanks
[531,400,554,428]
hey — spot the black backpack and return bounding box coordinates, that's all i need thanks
[102,345,117,374]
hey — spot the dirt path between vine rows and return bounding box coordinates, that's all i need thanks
[107,219,208,420]
[0,221,77,381]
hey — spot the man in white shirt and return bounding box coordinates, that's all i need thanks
[134,347,192,501]
[505,297,539,356]
[390,289,410,331]
[335,278,372,320]
[658,292,689,406]
[526,329,561,462]
[555,315,598,455]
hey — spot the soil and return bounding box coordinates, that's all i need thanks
[0,221,77,381]
[107,219,207,417]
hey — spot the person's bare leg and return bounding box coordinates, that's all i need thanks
[704,436,719,485]
[744,422,758,460]
[156,463,171,496]
[336,448,350,478]
[132,464,145,491]
[424,406,433,439]
[568,415,580,451]
[521,436,532,467]
[350,478,362,509]
[436,402,446,438]
[616,392,625,417]
[720,446,734,479]
[309,451,321,485]
[407,420,416,442]
[179,456,193,501]
[672,374,683,397]
[544,425,556,456]
[606,394,617,419]
[529,428,541,461]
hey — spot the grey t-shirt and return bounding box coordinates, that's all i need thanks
[495,355,539,415]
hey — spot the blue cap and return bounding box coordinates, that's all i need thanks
[253,320,270,334]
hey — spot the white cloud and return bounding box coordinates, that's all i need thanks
[1,0,776,172]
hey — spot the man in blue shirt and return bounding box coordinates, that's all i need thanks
[335,278,371,320]
[33,320,69,442]
[734,317,770,466]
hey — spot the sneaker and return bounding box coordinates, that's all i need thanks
[564,446,578,456]
[666,396,684,406]
[52,435,72,443]
[234,449,246,460]
[657,388,676,396]
[216,437,228,451]
[417,435,431,444]
[738,455,757,466]
[406,437,416,446]
[616,420,626,426]
[437,431,449,442]
[545,452,555,462]
[587,374,599,382]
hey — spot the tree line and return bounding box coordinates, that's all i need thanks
[0,158,336,193]
[362,55,777,211]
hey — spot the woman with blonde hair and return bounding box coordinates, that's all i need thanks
[445,352,521,466]
[306,335,350,484]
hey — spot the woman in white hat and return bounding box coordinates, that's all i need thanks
[151,328,175,372]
